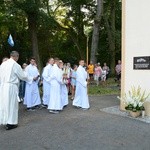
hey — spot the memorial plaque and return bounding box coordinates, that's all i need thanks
[133,56,150,70]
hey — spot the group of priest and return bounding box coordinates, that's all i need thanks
[0,51,89,130]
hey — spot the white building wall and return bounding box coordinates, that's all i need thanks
[123,0,150,97]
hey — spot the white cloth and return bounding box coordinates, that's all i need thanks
[0,58,30,125]
[24,64,41,108]
[73,65,90,109]
[60,69,68,107]
[42,64,52,105]
[48,64,63,110]
[101,70,107,81]
[61,84,68,107]
[0,65,1,85]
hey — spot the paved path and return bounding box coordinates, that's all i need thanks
[0,95,150,150]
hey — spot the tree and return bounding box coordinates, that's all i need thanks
[47,0,95,60]
[12,0,45,70]
[103,0,121,74]
[90,0,103,64]
[0,0,121,76]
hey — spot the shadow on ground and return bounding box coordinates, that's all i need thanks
[0,95,150,150]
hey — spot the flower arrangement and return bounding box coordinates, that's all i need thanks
[118,86,150,112]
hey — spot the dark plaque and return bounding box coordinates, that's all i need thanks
[133,56,150,70]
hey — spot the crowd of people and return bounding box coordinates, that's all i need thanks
[88,60,121,87]
[0,51,121,130]
[88,61,110,86]
[0,51,89,130]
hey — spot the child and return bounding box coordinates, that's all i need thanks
[70,65,78,100]
[101,69,107,86]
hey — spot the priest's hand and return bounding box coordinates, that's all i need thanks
[33,76,39,81]
[33,77,37,81]
[35,75,40,81]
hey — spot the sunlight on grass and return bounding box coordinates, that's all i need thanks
[88,78,120,96]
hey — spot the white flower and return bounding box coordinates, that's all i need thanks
[118,86,150,111]
[138,102,143,107]
[133,102,137,108]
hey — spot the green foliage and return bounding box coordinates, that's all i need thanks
[97,0,121,67]
[0,0,121,68]
[88,86,119,95]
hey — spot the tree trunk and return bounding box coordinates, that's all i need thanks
[110,1,116,75]
[90,0,103,64]
[104,1,116,75]
[28,13,41,71]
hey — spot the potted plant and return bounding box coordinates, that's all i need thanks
[118,86,149,118]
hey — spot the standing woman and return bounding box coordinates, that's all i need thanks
[88,61,94,83]
[70,65,78,100]
[103,63,110,80]
[94,63,102,86]
[64,63,72,95]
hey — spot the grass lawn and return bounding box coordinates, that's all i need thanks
[39,78,121,96]
[88,78,121,96]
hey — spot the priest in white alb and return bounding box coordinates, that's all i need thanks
[24,57,41,111]
[0,51,32,130]
[42,58,54,107]
[0,57,8,86]
[48,58,63,114]
[73,60,90,110]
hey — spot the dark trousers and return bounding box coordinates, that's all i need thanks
[19,80,26,99]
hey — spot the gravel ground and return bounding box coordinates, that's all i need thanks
[0,95,150,150]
